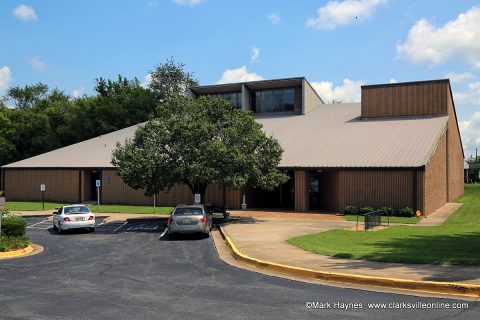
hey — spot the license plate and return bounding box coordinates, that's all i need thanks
[183,218,191,224]
[75,217,85,221]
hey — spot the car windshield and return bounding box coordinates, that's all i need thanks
[64,206,90,214]
[174,207,203,215]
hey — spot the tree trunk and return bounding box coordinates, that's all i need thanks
[186,182,208,204]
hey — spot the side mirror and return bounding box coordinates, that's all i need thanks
[52,211,57,215]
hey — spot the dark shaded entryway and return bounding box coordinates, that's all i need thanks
[246,171,294,209]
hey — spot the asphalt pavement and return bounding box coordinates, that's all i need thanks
[0,218,478,320]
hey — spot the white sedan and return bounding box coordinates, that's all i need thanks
[53,205,96,233]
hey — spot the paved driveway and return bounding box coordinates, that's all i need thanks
[0,218,478,320]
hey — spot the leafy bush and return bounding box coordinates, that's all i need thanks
[380,206,395,216]
[398,207,414,217]
[0,190,4,196]
[359,206,375,214]
[0,236,31,252]
[344,206,359,215]
[1,214,27,237]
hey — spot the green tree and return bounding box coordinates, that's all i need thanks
[148,58,198,101]
[112,94,289,202]
[6,83,49,110]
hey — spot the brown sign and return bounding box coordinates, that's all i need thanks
[0,197,4,211]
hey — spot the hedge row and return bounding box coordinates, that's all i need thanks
[1,210,27,237]
[343,205,416,217]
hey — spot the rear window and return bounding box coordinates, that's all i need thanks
[174,207,203,215]
[64,206,90,214]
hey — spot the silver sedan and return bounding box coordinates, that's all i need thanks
[167,205,213,238]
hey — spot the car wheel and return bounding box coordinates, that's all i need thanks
[90,227,95,233]
[52,223,58,231]
[57,222,62,234]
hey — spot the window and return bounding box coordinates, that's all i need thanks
[200,92,242,109]
[64,206,91,214]
[174,207,203,215]
[251,87,297,113]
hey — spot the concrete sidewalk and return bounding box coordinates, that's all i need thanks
[220,212,480,285]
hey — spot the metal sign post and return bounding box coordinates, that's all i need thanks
[40,184,46,210]
[0,197,4,237]
[153,194,156,214]
[96,180,101,207]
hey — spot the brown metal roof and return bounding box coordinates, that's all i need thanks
[2,103,448,169]
[256,104,448,168]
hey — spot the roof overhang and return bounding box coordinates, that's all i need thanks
[190,77,304,95]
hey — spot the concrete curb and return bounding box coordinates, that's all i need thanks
[0,245,34,258]
[218,226,480,298]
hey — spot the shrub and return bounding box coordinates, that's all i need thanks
[380,206,395,216]
[1,215,27,237]
[360,206,375,214]
[0,190,4,196]
[0,235,31,252]
[398,207,414,217]
[344,206,359,215]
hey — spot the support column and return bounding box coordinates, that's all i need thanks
[294,170,309,212]
[225,188,242,209]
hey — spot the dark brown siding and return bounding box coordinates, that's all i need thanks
[294,169,309,211]
[294,87,302,113]
[101,169,225,206]
[318,171,341,212]
[337,170,422,212]
[424,132,447,215]
[446,88,465,201]
[5,169,80,203]
[361,81,448,118]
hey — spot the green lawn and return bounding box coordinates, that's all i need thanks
[87,204,173,215]
[344,215,420,224]
[5,201,66,211]
[5,201,173,215]
[288,184,480,265]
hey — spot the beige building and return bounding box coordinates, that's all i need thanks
[1,78,464,215]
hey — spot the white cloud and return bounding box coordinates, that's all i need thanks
[397,7,480,67]
[267,13,281,24]
[444,72,476,84]
[459,112,480,158]
[72,87,85,98]
[306,0,386,30]
[27,56,46,71]
[171,0,203,7]
[0,66,12,92]
[13,4,37,21]
[142,73,152,88]
[459,81,480,106]
[311,78,365,103]
[389,78,398,84]
[250,46,260,63]
[216,66,263,84]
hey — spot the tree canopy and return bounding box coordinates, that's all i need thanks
[148,58,198,101]
[0,59,196,169]
[112,94,289,202]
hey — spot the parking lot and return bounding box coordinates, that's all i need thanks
[0,217,477,320]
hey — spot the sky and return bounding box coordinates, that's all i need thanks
[1,0,480,158]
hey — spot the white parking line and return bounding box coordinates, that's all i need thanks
[126,224,160,231]
[113,221,128,233]
[159,227,168,238]
[27,220,51,229]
